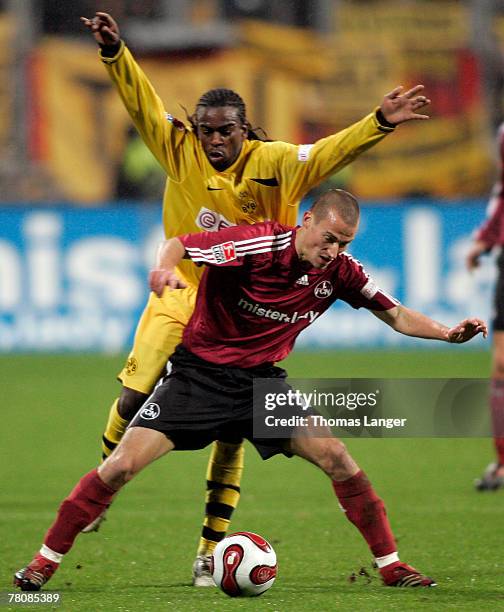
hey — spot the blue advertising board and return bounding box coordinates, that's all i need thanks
[0,201,495,352]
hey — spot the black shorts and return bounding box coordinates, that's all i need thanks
[494,249,504,331]
[129,345,296,460]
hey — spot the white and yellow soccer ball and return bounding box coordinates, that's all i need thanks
[211,531,277,597]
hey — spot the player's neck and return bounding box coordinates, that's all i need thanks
[294,227,313,270]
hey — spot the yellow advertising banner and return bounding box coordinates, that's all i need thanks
[34,1,492,201]
[240,3,492,198]
[338,1,470,49]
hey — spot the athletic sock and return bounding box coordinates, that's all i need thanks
[495,438,504,466]
[332,470,397,558]
[44,469,117,554]
[490,379,504,465]
[40,544,63,564]
[101,398,129,460]
[197,441,244,556]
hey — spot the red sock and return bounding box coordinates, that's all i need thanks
[490,379,504,464]
[332,470,396,558]
[44,469,117,554]
[494,439,504,466]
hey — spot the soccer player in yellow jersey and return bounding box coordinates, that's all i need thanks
[81,11,430,585]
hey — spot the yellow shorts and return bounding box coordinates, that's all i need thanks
[118,285,197,394]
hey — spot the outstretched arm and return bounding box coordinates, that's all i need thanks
[275,83,430,205]
[80,12,189,180]
[149,239,187,296]
[373,305,487,343]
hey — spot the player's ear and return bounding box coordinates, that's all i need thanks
[302,210,313,228]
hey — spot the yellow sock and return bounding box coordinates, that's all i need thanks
[197,440,245,556]
[101,398,129,460]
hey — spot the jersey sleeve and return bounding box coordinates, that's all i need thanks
[179,222,292,267]
[270,110,393,206]
[337,255,399,311]
[474,123,504,247]
[100,42,192,181]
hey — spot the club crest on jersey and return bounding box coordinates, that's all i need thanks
[125,356,138,376]
[314,280,333,299]
[196,207,234,232]
[296,274,309,286]
[238,190,257,214]
[212,241,236,264]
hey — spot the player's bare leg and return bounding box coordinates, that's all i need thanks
[287,418,436,587]
[82,386,148,533]
[101,387,148,459]
[15,428,173,591]
[475,331,504,490]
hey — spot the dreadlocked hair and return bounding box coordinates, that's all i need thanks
[188,88,270,141]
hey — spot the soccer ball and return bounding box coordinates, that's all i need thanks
[211,531,277,597]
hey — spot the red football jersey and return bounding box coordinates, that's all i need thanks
[476,123,504,247]
[178,221,398,367]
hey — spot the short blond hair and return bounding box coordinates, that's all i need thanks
[311,189,359,226]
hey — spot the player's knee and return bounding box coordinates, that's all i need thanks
[99,451,138,488]
[118,387,149,420]
[315,439,351,478]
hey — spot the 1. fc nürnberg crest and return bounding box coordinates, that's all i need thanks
[314,280,333,299]
[140,403,161,420]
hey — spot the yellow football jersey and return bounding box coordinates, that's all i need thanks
[102,43,394,287]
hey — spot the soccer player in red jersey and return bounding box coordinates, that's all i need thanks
[467,123,504,490]
[15,190,486,591]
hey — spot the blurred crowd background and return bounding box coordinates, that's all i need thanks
[1,1,501,353]
[3,0,504,204]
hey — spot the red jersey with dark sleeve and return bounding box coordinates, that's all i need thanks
[475,123,504,247]
[178,221,398,367]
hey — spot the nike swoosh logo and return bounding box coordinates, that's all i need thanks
[250,177,279,187]
[207,186,223,191]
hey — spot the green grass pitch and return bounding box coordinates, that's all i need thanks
[1,349,504,611]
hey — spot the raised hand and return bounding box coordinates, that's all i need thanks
[446,318,488,343]
[380,85,430,125]
[80,12,120,47]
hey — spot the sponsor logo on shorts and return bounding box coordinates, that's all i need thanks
[140,403,161,420]
[212,241,236,264]
[314,280,333,299]
[125,356,138,376]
